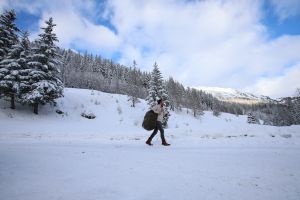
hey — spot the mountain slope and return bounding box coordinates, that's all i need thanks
[194,86,271,104]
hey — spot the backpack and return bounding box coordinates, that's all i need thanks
[142,110,158,131]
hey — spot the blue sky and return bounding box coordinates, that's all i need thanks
[1,0,300,98]
[262,1,300,38]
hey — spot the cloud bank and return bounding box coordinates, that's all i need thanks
[104,0,300,98]
[1,0,120,56]
[1,0,300,98]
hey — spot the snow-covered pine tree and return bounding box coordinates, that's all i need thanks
[18,32,33,102]
[291,89,300,125]
[294,103,300,125]
[189,88,204,117]
[23,17,63,114]
[166,77,178,111]
[212,99,221,117]
[127,61,140,107]
[0,31,31,109]
[0,9,20,103]
[0,10,19,61]
[247,112,259,124]
[146,62,170,126]
[127,84,140,107]
[146,63,160,108]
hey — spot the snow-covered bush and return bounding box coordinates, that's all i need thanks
[213,109,221,117]
[81,112,96,119]
[56,109,63,114]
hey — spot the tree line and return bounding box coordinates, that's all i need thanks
[59,46,300,126]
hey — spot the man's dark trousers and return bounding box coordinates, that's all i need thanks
[148,121,166,142]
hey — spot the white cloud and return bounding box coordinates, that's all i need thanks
[246,62,300,98]
[2,0,120,56]
[105,0,300,97]
[39,1,120,56]
[269,0,300,21]
[38,8,120,55]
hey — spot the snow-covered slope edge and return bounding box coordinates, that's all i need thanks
[0,88,299,142]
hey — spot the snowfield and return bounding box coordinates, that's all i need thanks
[1,88,300,200]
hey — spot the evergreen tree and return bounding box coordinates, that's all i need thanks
[23,18,63,114]
[293,89,300,124]
[0,31,31,109]
[18,32,33,102]
[127,61,140,107]
[212,99,221,117]
[289,90,300,125]
[271,104,292,126]
[166,77,183,111]
[292,100,300,125]
[0,10,19,61]
[146,62,170,126]
[189,88,204,117]
[0,10,20,107]
[247,112,259,124]
[146,62,162,107]
[127,85,140,107]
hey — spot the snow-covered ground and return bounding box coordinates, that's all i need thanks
[1,88,300,200]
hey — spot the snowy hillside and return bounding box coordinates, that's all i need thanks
[1,88,300,200]
[0,88,298,140]
[194,86,270,104]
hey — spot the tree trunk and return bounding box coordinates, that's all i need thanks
[33,102,38,115]
[10,93,15,109]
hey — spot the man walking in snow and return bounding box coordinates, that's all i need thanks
[146,99,170,146]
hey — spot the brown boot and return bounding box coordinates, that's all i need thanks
[146,139,153,146]
[162,141,170,146]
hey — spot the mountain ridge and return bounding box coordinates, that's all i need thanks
[193,86,272,104]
